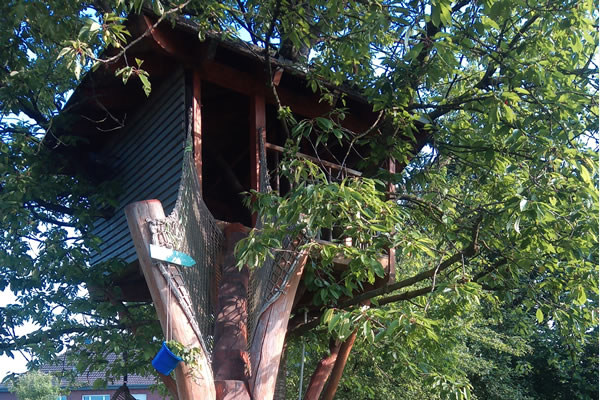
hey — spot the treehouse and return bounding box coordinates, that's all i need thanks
[49,13,426,400]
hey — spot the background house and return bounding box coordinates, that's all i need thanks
[0,354,166,400]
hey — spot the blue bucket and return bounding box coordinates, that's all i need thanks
[152,342,182,375]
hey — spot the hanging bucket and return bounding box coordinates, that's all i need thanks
[152,342,182,375]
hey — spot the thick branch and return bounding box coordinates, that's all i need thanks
[23,204,79,228]
[303,339,341,400]
[0,321,154,351]
[29,199,78,216]
[321,329,357,400]
[338,215,482,309]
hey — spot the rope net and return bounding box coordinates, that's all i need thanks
[247,130,306,350]
[150,124,304,364]
[153,134,223,357]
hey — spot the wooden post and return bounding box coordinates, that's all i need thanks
[250,93,266,226]
[302,339,342,400]
[249,252,309,400]
[321,330,358,400]
[213,223,252,400]
[193,69,203,191]
[125,200,215,400]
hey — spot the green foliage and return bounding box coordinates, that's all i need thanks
[9,370,62,400]
[0,0,597,399]
[164,340,205,373]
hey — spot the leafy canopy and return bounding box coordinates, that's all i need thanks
[0,0,597,398]
[9,370,62,400]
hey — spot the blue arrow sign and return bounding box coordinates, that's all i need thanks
[149,244,196,267]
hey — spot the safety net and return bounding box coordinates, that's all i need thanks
[148,120,305,362]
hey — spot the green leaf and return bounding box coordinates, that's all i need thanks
[139,73,151,97]
[323,308,334,324]
[316,117,333,131]
[482,15,500,30]
[580,165,591,184]
[519,198,528,212]
[513,87,530,95]
[536,308,544,323]
[502,103,516,123]
[575,286,587,306]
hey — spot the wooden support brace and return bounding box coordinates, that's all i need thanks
[193,69,203,191]
[125,200,215,400]
[250,93,266,193]
[249,252,309,400]
[250,93,266,227]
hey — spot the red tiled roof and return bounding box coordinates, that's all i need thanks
[39,354,156,388]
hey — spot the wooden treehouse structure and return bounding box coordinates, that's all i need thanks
[52,13,427,400]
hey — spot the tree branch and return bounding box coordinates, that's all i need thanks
[0,321,156,351]
[23,204,79,228]
[337,214,483,309]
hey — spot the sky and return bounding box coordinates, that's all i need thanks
[0,289,31,380]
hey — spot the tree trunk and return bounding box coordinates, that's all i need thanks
[321,330,357,400]
[303,339,341,400]
[126,199,308,400]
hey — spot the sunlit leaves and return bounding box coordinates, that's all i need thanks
[1,0,598,398]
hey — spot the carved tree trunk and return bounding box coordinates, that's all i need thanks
[126,199,308,400]
[125,200,215,400]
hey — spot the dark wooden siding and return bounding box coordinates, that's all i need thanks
[90,68,186,265]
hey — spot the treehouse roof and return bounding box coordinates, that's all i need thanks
[45,12,383,153]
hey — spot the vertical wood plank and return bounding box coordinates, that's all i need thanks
[125,200,215,400]
[193,69,203,192]
[249,253,308,400]
[249,92,266,227]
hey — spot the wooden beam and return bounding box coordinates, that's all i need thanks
[200,60,259,97]
[250,94,266,192]
[321,330,358,400]
[199,60,376,133]
[249,252,309,400]
[250,93,266,227]
[193,69,203,192]
[265,142,363,177]
[136,15,194,59]
[125,200,215,400]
